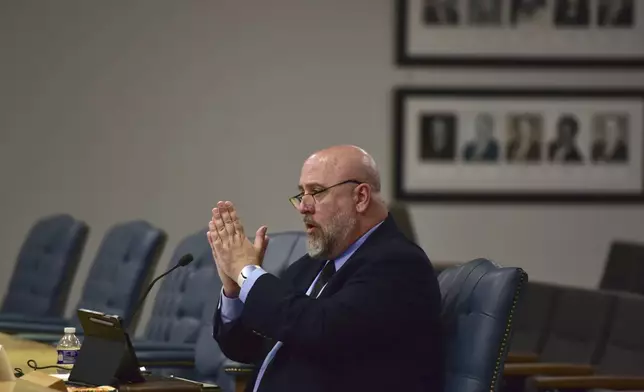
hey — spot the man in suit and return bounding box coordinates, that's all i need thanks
[506,115,542,162]
[598,0,634,27]
[469,0,503,25]
[548,115,583,163]
[463,113,499,162]
[591,115,628,163]
[554,0,590,26]
[423,0,459,25]
[207,145,444,392]
[420,114,457,161]
[511,0,549,26]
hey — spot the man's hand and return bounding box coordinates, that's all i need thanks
[207,220,240,298]
[209,201,269,290]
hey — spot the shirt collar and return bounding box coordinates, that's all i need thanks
[330,219,384,272]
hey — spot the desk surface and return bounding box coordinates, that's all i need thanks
[0,380,56,392]
[1,334,218,391]
[0,333,57,376]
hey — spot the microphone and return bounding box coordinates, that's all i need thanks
[126,253,194,331]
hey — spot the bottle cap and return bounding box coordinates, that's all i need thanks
[64,327,76,334]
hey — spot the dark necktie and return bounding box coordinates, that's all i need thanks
[309,261,336,298]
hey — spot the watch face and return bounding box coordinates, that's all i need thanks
[241,265,256,279]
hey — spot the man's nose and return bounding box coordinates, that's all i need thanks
[298,200,314,214]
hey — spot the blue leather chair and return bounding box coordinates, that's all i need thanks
[134,232,307,382]
[0,220,166,337]
[192,279,233,392]
[256,231,307,277]
[134,231,306,391]
[0,214,89,322]
[438,258,528,392]
[134,228,217,352]
[523,290,644,391]
[185,231,308,392]
[388,201,417,243]
[137,260,224,378]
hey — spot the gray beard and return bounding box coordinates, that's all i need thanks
[306,211,356,260]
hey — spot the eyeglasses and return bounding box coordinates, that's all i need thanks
[289,179,362,209]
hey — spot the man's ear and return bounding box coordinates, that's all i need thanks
[354,184,370,213]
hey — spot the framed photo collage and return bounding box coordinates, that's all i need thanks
[393,0,644,202]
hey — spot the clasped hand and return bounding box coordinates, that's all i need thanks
[207,201,269,296]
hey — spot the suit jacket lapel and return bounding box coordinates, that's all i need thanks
[317,214,400,298]
[295,257,326,293]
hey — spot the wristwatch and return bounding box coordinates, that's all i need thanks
[237,265,261,287]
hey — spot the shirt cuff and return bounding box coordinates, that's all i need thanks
[220,288,244,324]
[239,267,267,303]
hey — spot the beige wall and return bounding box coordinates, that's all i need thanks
[1,0,644,336]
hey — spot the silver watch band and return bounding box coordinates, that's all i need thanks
[237,265,261,287]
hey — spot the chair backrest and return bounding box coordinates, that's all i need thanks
[192,231,307,389]
[538,286,615,364]
[287,232,307,268]
[596,291,644,376]
[194,266,229,381]
[73,220,166,330]
[193,262,236,391]
[599,241,644,296]
[256,231,307,277]
[437,258,527,392]
[1,214,89,317]
[509,281,561,355]
[388,202,417,243]
[144,228,219,344]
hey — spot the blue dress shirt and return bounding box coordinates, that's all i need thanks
[219,220,383,392]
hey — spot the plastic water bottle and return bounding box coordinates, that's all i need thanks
[56,327,81,374]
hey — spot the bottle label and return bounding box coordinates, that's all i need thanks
[57,350,78,365]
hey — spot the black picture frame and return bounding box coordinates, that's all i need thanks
[395,0,644,68]
[393,87,644,203]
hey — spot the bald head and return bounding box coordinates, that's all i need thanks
[297,145,388,260]
[303,145,381,192]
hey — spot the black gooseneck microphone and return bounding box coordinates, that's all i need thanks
[126,253,194,331]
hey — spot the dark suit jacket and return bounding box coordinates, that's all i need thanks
[598,2,633,26]
[548,142,583,162]
[464,140,499,161]
[506,140,541,161]
[213,215,444,392]
[592,141,628,162]
[554,0,590,26]
[423,5,459,24]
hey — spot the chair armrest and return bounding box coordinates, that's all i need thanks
[528,375,644,390]
[506,351,539,363]
[135,350,195,368]
[504,362,595,376]
[15,333,75,344]
[0,320,73,335]
[132,340,194,352]
[223,360,254,392]
[223,359,255,376]
[0,314,67,324]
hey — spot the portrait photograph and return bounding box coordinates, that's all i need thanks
[468,0,503,26]
[511,0,551,26]
[598,0,635,28]
[462,113,500,162]
[591,113,630,163]
[419,113,457,161]
[422,0,459,26]
[554,0,591,27]
[396,0,644,66]
[506,114,543,162]
[547,114,584,163]
[393,87,644,202]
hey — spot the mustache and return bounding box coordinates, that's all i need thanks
[303,218,318,227]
